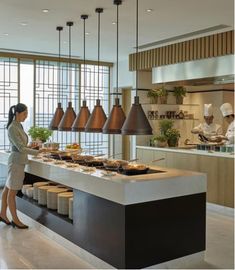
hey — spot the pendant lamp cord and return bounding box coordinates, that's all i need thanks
[58,27,61,103]
[97,11,100,99]
[136,0,138,96]
[69,24,72,100]
[116,3,119,98]
[66,22,73,101]
[83,17,86,101]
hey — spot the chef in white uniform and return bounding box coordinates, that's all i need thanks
[219,103,234,145]
[191,104,222,138]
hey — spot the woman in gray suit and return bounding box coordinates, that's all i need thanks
[0,103,45,229]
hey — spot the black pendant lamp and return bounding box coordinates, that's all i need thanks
[103,0,126,134]
[121,0,152,135]
[85,8,107,133]
[58,21,76,131]
[49,26,64,130]
[72,15,90,132]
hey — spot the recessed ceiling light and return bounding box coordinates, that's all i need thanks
[112,21,116,25]
[146,8,153,12]
[42,9,49,13]
[3,33,8,36]
[20,22,28,26]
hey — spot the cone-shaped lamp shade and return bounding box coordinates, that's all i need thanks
[121,96,152,135]
[58,101,76,131]
[85,99,107,133]
[102,98,126,134]
[49,102,64,130]
[72,100,90,132]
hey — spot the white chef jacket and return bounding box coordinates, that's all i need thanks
[192,122,223,137]
[225,120,235,145]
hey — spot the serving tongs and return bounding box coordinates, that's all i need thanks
[151,158,165,163]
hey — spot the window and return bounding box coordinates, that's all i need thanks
[0,55,111,155]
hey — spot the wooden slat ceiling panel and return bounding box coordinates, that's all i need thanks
[129,30,234,71]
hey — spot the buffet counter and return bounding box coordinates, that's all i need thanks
[0,150,206,269]
[136,145,234,208]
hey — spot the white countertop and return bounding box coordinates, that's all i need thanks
[0,151,206,205]
[136,145,234,158]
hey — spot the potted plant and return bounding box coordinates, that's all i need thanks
[147,89,158,104]
[165,128,181,147]
[156,86,168,104]
[173,86,187,104]
[159,119,174,136]
[152,134,168,147]
[28,126,53,143]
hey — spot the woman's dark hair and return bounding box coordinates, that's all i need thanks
[7,103,27,129]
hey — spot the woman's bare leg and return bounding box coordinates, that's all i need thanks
[7,189,26,226]
[0,186,10,222]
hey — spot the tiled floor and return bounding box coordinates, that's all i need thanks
[0,201,234,269]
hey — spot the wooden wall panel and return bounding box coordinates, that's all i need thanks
[129,30,234,71]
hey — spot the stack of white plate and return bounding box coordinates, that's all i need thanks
[38,185,55,206]
[69,197,73,220]
[57,192,73,215]
[47,188,68,210]
[22,184,32,195]
[26,187,34,198]
[33,182,50,201]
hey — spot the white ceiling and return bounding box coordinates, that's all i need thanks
[0,0,234,62]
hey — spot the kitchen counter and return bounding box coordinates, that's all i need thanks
[0,150,206,205]
[0,150,206,268]
[136,145,234,208]
[136,145,234,158]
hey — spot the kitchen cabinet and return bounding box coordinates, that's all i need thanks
[136,146,234,208]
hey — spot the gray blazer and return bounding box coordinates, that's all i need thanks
[8,120,38,165]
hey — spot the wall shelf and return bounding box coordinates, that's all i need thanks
[149,118,199,121]
[142,103,199,106]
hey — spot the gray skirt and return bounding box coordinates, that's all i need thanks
[6,163,25,190]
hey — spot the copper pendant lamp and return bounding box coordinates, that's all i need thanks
[58,21,76,131]
[49,26,64,130]
[121,0,152,135]
[72,15,90,132]
[103,0,126,134]
[85,8,107,133]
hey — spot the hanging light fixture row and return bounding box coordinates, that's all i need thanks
[102,0,126,134]
[58,21,76,131]
[72,14,90,132]
[49,26,64,130]
[121,0,153,135]
[84,8,107,133]
[49,1,152,135]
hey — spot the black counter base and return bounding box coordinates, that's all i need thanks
[17,173,206,269]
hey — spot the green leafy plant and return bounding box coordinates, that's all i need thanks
[173,86,187,97]
[165,128,181,147]
[147,89,158,98]
[154,134,168,142]
[156,86,168,97]
[165,128,180,140]
[147,89,158,103]
[28,126,53,142]
[159,119,174,136]
[150,134,168,147]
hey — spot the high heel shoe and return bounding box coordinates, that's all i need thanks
[11,221,29,229]
[0,216,11,225]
